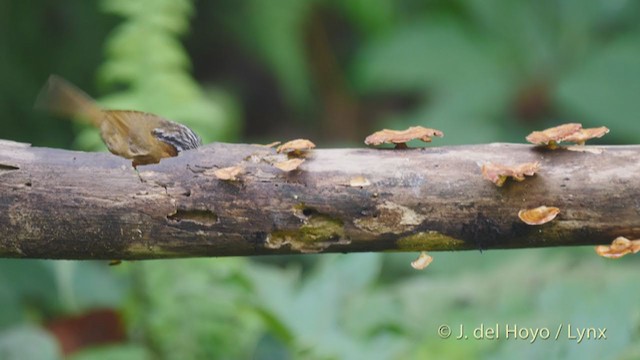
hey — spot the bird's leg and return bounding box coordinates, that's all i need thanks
[132,160,146,183]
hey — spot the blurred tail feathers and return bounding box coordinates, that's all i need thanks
[35,75,103,127]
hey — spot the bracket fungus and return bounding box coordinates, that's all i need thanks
[518,206,560,225]
[563,126,610,145]
[274,158,305,172]
[411,251,433,270]
[205,166,243,181]
[481,161,540,187]
[349,176,371,187]
[595,237,640,259]
[364,126,443,149]
[525,123,582,149]
[526,123,609,149]
[276,139,316,156]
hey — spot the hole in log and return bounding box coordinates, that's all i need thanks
[167,209,218,226]
[302,207,317,217]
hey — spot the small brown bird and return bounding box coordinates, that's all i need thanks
[36,75,202,167]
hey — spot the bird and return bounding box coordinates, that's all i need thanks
[36,75,202,168]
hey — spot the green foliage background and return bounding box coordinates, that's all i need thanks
[1,0,639,359]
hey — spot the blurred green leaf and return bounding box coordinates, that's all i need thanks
[557,33,640,141]
[354,20,506,92]
[0,325,61,360]
[69,344,151,360]
[248,254,410,359]
[0,260,59,326]
[101,23,191,80]
[101,0,193,33]
[327,0,395,35]
[354,20,512,144]
[73,128,107,153]
[61,261,128,312]
[125,259,262,360]
[77,0,238,150]
[222,0,313,109]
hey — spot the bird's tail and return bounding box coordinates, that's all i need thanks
[35,75,103,127]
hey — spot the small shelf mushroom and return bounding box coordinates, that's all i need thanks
[205,166,243,181]
[272,139,314,172]
[276,139,316,157]
[364,126,443,149]
[526,123,610,149]
[274,158,305,172]
[525,123,582,149]
[563,127,609,145]
[411,251,433,270]
[595,237,640,259]
[349,176,371,187]
[481,161,540,187]
[518,206,560,225]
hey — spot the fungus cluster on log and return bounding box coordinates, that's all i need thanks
[276,139,316,156]
[188,122,624,267]
[214,119,628,264]
[525,123,609,149]
[273,139,316,172]
[494,123,617,259]
[28,75,630,264]
[595,237,640,259]
[364,126,443,149]
[481,161,540,187]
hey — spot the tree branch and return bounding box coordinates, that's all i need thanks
[0,139,638,260]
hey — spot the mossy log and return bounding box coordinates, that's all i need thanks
[0,139,638,260]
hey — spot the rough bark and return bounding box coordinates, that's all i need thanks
[0,139,638,260]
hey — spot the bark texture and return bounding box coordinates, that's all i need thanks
[0,139,638,260]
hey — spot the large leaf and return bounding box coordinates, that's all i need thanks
[84,0,236,148]
[50,261,128,312]
[0,325,61,360]
[124,259,262,360]
[0,260,59,326]
[69,344,151,360]
[354,20,511,144]
[248,254,408,359]
[221,0,314,109]
[327,0,395,35]
[354,20,507,92]
[556,33,640,142]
